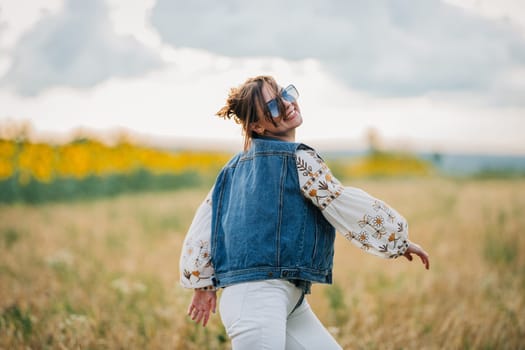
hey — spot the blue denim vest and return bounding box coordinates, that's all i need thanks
[210,137,335,288]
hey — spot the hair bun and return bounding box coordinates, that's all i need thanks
[216,87,240,122]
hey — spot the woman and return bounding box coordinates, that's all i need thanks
[180,76,430,349]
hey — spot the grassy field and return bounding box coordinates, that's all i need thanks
[1,178,524,349]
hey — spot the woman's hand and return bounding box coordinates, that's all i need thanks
[187,289,217,327]
[403,242,430,270]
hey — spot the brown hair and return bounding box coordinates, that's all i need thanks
[216,76,284,150]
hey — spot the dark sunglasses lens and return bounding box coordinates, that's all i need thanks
[267,99,280,118]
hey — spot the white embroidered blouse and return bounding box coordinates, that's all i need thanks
[180,147,410,289]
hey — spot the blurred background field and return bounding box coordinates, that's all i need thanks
[2,122,524,204]
[1,179,524,349]
[1,127,524,349]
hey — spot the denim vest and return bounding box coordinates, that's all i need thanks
[210,137,336,288]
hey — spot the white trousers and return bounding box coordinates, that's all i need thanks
[219,279,342,350]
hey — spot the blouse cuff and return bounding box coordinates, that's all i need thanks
[195,285,217,292]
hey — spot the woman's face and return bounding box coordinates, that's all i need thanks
[251,82,303,142]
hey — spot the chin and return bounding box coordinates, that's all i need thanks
[294,114,304,127]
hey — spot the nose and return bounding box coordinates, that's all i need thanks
[282,97,292,105]
[281,99,295,117]
[282,98,294,113]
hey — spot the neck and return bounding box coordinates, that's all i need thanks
[260,129,296,143]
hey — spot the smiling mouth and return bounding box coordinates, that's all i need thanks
[285,109,297,120]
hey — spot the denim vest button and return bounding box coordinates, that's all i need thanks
[268,272,273,277]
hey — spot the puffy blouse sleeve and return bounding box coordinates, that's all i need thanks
[296,147,410,259]
[179,187,215,289]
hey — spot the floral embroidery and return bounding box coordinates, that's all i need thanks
[179,190,216,289]
[372,200,396,223]
[296,148,409,259]
[346,231,373,251]
[357,232,368,242]
[372,215,384,228]
[297,156,314,177]
[297,150,344,210]
[182,238,214,285]
[358,214,387,239]
[361,242,372,251]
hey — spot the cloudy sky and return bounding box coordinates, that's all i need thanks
[0,0,524,154]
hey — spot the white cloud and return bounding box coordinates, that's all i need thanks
[0,0,63,50]
[0,0,162,96]
[443,0,525,35]
[0,0,63,77]
[150,0,525,102]
[106,0,162,49]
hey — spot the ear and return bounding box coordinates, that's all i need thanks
[249,122,265,135]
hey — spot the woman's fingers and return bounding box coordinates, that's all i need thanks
[404,243,430,270]
[195,310,204,323]
[413,244,430,270]
[188,304,211,326]
[190,307,197,320]
[187,303,195,316]
[191,308,202,321]
[194,309,210,326]
[202,311,210,327]
[210,295,217,314]
[188,291,217,326]
[419,250,430,270]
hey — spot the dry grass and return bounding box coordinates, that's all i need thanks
[1,178,524,349]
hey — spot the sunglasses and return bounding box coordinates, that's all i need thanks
[266,84,299,118]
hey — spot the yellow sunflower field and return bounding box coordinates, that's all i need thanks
[0,136,232,203]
